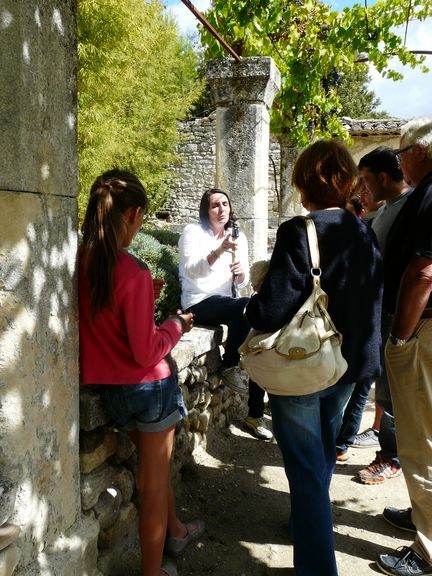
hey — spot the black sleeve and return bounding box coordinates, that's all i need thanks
[416,198,432,260]
[245,217,311,332]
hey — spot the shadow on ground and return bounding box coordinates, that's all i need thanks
[175,406,412,576]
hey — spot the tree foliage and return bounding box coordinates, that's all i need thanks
[200,0,431,145]
[77,0,203,220]
[337,64,388,118]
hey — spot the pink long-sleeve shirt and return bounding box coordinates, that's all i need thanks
[79,250,183,385]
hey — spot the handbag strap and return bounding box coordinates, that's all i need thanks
[300,216,321,287]
[300,216,342,337]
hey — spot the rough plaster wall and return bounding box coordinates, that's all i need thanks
[0,1,77,195]
[350,135,401,162]
[0,2,98,574]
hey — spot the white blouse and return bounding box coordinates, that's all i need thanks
[178,223,250,310]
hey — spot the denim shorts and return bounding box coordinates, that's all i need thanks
[99,373,188,433]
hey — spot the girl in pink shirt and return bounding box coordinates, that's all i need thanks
[79,170,203,576]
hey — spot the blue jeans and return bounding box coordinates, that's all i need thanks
[336,378,374,453]
[375,313,399,463]
[189,295,265,418]
[379,411,398,463]
[92,373,187,433]
[269,383,354,576]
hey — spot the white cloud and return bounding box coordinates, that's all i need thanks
[369,20,432,118]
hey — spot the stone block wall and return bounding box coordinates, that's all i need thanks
[165,113,281,235]
[78,326,246,576]
[165,116,405,250]
[166,114,217,222]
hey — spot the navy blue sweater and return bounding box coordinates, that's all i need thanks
[246,209,383,386]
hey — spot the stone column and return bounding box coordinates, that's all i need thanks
[0,2,98,574]
[206,57,280,262]
[277,134,306,223]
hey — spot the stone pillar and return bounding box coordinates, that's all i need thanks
[0,2,98,575]
[277,134,306,223]
[206,57,280,261]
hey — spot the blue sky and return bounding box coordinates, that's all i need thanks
[165,0,431,119]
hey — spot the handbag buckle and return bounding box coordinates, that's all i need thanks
[288,347,306,358]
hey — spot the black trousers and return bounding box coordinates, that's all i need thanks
[189,295,265,418]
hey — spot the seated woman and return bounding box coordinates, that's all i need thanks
[178,188,272,440]
[246,141,382,575]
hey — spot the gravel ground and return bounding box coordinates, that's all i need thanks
[174,396,413,576]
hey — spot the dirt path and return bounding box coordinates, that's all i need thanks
[175,397,413,576]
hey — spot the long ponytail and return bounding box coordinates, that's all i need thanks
[81,169,148,315]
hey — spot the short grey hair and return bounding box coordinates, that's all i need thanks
[400,117,432,159]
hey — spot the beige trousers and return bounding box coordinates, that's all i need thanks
[385,318,432,564]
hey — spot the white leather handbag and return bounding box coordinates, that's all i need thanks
[239,217,348,396]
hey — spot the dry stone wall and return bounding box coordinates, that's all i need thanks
[166,114,217,223]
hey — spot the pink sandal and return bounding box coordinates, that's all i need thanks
[165,519,205,558]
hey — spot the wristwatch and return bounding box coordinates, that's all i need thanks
[389,333,409,346]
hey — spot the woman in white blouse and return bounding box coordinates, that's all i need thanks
[178,188,272,440]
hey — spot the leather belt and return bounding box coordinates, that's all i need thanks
[421,308,432,319]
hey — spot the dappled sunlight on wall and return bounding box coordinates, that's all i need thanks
[0,389,24,433]
[0,1,101,573]
[0,189,81,568]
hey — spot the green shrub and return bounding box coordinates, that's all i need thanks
[130,230,181,324]
[142,225,181,247]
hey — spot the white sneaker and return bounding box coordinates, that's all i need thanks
[244,416,273,440]
[352,427,380,448]
[220,366,248,395]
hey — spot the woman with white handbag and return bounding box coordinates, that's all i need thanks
[245,141,383,576]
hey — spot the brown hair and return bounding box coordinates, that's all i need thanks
[81,169,148,315]
[346,195,364,217]
[292,140,359,208]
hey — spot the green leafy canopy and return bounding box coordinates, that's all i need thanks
[200,0,432,145]
[77,0,204,221]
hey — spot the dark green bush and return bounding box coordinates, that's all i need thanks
[142,225,180,247]
[130,229,181,324]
